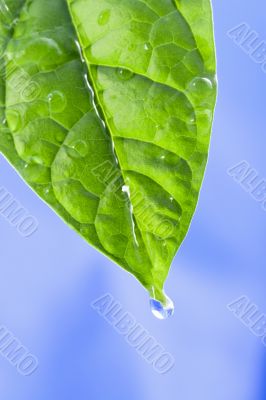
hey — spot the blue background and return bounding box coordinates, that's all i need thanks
[0,1,265,399]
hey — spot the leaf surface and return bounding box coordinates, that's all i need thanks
[0,0,216,302]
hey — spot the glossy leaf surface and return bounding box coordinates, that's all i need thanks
[0,0,216,302]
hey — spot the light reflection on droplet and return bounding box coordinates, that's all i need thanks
[116,68,134,81]
[144,42,152,51]
[98,9,111,26]
[47,90,67,113]
[187,76,215,98]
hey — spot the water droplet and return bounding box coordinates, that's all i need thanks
[14,137,26,155]
[67,140,88,158]
[48,91,67,113]
[150,293,174,320]
[116,68,134,81]
[144,42,152,51]
[30,155,44,165]
[98,9,111,26]
[55,131,66,144]
[43,185,51,195]
[80,226,89,236]
[187,112,196,124]
[188,77,214,97]
[196,108,213,127]
[6,109,24,132]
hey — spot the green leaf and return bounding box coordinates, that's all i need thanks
[0,0,216,304]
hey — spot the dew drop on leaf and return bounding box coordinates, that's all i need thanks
[97,9,110,26]
[116,68,134,81]
[42,185,52,196]
[143,42,152,51]
[6,109,24,132]
[48,90,67,113]
[67,140,88,158]
[72,140,88,157]
[30,155,44,165]
[188,77,214,97]
[55,131,66,144]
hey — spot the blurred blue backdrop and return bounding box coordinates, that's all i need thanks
[0,1,265,399]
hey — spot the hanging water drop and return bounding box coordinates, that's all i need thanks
[150,294,174,320]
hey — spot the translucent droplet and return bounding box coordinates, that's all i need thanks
[150,294,174,320]
[55,131,66,144]
[80,226,90,236]
[144,42,152,51]
[6,109,24,132]
[196,108,213,127]
[69,140,88,157]
[188,77,214,98]
[98,9,111,26]
[48,91,67,113]
[30,155,44,165]
[187,112,196,125]
[14,137,26,155]
[116,68,134,81]
[43,185,52,195]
